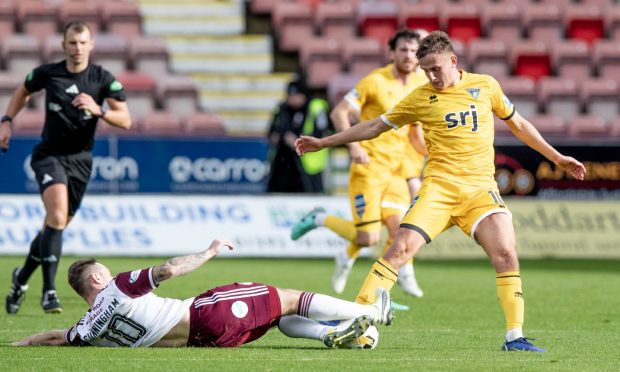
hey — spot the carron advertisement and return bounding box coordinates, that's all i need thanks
[0,137,270,194]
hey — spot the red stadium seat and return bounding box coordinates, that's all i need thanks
[101,1,142,37]
[16,0,58,39]
[580,79,619,123]
[565,5,605,44]
[272,2,315,52]
[511,40,551,81]
[551,40,592,81]
[342,37,383,77]
[139,111,183,136]
[116,72,157,121]
[498,77,538,118]
[593,40,620,82]
[468,39,510,78]
[358,0,399,47]
[315,2,356,40]
[129,36,169,76]
[523,4,564,43]
[568,114,609,138]
[183,112,228,137]
[156,75,199,119]
[300,37,342,89]
[400,3,440,34]
[483,3,522,43]
[327,73,363,107]
[530,114,568,137]
[538,77,580,123]
[0,1,15,35]
[1,34,42,80]
[442,3,482,44]
[91,33,129,77]
[59,0,101,33]
[12,109,44,136]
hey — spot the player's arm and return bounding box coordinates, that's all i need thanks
[0,84,32,151]
[12,329,69,346]
[504,111,586,180]
[409,124,428,156]
[72,94,131,130]
[151,239,235,285]
[330,100,369,164]
[296,116,389,155]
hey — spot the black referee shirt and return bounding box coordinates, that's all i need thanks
[24,61,127,155]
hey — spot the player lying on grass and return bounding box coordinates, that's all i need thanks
[12,239,393,349]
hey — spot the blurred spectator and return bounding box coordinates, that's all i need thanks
[266,79,330,193]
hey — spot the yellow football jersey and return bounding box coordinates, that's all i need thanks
[344,64,428,170]
[381,71,515,184]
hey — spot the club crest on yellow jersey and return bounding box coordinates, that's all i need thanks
[444,104,479,132]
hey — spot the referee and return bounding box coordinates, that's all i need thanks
[0,21,131,314]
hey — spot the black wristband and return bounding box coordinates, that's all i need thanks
[1,115,12,123]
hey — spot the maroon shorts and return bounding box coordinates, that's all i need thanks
[187,282,281,348]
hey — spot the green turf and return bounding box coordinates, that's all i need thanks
[0,257,618,371]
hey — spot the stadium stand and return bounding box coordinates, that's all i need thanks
[315,1,357,40]
[551,40,592,81]
[581,79,619,123]
[183,111,228,137]
[499,77,538,119]
[341,37,384,76]
[400,2,440,32]
[1,34,42,79]
[58,0,102,33]
[593,40,620,81]
[116,71,157,120]
[16,0,58,40]
[442,3,482,44]
[565,4,605,44]
[357,0,399,47]
[156,75,200,120]
[468,39,510,77]
[101,1,142,37]
[482,3,522,43]
[139,110,183,136]
[568,114,609,137]
[523,4,563,42]
[300,37,342,89]
[511,40,551,80]
[91,33,129,77]
[11,109,45,136]
[0,1,15,35]
[272,2,314,52]
[538,77,580,123]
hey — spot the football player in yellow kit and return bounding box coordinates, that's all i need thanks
[294,31,586,352]
[291,30,427,297]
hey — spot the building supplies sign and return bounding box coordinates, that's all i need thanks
[0,196,618,259]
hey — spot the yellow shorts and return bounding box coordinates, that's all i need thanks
[400,176,511,242]
[348,162,409,233]
[400,144,425,180]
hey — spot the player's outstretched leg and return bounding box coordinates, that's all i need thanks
[502,338,546,352]
[290,207,326,240]
[6,268,28,314]
[296,290,393,326]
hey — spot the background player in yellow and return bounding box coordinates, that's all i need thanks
[291,30,427,297]
[294,31,586,352]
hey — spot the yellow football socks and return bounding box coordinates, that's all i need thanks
[355,258,398,304]
[324,215,357,242]
[346,243,361,260]
[496,271,524,331]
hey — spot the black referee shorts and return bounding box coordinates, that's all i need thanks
[30,150,93,216]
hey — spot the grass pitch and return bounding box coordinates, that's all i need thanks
[0,257,618,371]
